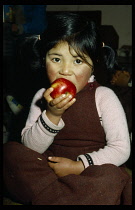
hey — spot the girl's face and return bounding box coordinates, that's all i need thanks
[45,41,93,93]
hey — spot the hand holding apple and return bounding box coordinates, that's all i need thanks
[43,79,76,125]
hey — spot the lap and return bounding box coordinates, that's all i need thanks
[3,142,132,205]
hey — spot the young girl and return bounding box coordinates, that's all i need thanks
[3,13,132,205]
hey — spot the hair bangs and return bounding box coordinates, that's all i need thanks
[65,32,96,67]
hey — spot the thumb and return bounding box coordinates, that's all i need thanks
[48,156,61,163]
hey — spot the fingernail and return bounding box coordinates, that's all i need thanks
[48,157,52,160]
[68,95,72,99]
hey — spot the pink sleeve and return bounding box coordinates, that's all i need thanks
[77,87,131,167]
[21,88,64,154]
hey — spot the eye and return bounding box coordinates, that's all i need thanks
[74,59,83,65]
[52,58,61,63]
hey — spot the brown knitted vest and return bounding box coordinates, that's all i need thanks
[48,81,106,160]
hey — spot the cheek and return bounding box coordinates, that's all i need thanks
[76,75,88,89]
[46,62,56,83]
[76,68,92,91]
[77,69,91,83]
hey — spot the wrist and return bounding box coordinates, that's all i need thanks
[40,114,60,134]
[46,110,62,125]
[75,160,85,175]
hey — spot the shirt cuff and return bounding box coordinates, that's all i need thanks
[38,110,65,136]
[77,154,94,169]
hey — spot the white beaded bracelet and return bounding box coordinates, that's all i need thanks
[84,154,94,165]
[40,115,60,134]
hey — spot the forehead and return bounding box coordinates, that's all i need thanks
[49,41,76,54]
[49,41,86,58]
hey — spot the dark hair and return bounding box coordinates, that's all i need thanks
[22,12,116,84]
[40,13,101,65]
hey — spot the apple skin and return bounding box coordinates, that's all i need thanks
[50,78,76,99]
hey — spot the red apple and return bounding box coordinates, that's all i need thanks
[50,78,76,99]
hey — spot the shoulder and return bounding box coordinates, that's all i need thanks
[95,85,122,110]
[95,86,117,100]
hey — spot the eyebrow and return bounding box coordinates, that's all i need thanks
[48,53,62,56]
[48,53,81,58]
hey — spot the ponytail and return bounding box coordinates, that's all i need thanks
[93,44,117,86]
[101,45,116,70]
[18,35,43,71]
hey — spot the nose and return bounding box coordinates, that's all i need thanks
[59,64,73,76]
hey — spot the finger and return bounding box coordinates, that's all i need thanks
[43,87,54,102]
[62,97,76,110]
[47,94,67,108]
[49,100,54,107]
[48,161,55,169]
[50,94,67,105]
[55,95,76,109]
[48,156,62,163]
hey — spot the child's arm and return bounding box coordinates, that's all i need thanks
[21,88,65,153]
[21,87,76,154]
[77,87,131,168]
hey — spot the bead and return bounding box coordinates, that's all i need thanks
[85,154,93,165]
[40,115,60,134]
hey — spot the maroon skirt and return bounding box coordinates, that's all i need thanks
[3,142,132,205]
